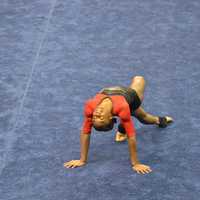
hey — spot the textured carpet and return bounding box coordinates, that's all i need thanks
[0,0,200,200]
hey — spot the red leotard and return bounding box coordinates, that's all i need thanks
[81,93,136,137]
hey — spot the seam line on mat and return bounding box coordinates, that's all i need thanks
[0,0,58,175]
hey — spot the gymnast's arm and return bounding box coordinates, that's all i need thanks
[63,131,91,168]
[122,120,152,174]
[119,109,152,174]
[63,101,92,168]
[120,119,140,165]
[80,131,91,163]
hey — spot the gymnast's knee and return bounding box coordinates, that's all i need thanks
[132,75,145,82]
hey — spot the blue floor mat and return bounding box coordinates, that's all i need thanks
[0,0,200,200]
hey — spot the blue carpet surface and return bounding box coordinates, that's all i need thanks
[0,0,200,200]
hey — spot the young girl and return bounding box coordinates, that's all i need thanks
[64,76,173,174]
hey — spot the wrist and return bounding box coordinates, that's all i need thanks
[80,159,87,163]
[132,161,140,166]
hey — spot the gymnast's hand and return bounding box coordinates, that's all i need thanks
[63,160,86,168]
[132,164,152,174]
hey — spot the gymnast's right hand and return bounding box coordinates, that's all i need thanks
[63,160,86,168]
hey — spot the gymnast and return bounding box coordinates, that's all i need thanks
[64,76,173,174]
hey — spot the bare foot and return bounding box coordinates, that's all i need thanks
[115,131,127,142]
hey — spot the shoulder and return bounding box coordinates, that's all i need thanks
[83,99,93,117]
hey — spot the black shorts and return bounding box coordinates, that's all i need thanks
[99,86,142,115]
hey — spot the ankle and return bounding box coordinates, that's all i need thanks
[156,117,160,125]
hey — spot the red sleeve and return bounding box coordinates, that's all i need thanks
[81,100,93,134]
[118,106,136,138]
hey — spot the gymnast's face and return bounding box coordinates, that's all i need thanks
[92,106,112,127]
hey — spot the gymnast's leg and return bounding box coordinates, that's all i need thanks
[115,76,173,142]
[115,76,146,142]
[133,106,160,125]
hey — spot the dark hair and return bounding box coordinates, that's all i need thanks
[93,118,117,132]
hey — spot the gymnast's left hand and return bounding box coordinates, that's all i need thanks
[63,160,86,168]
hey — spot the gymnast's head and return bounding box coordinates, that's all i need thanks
[92,105,117,132]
